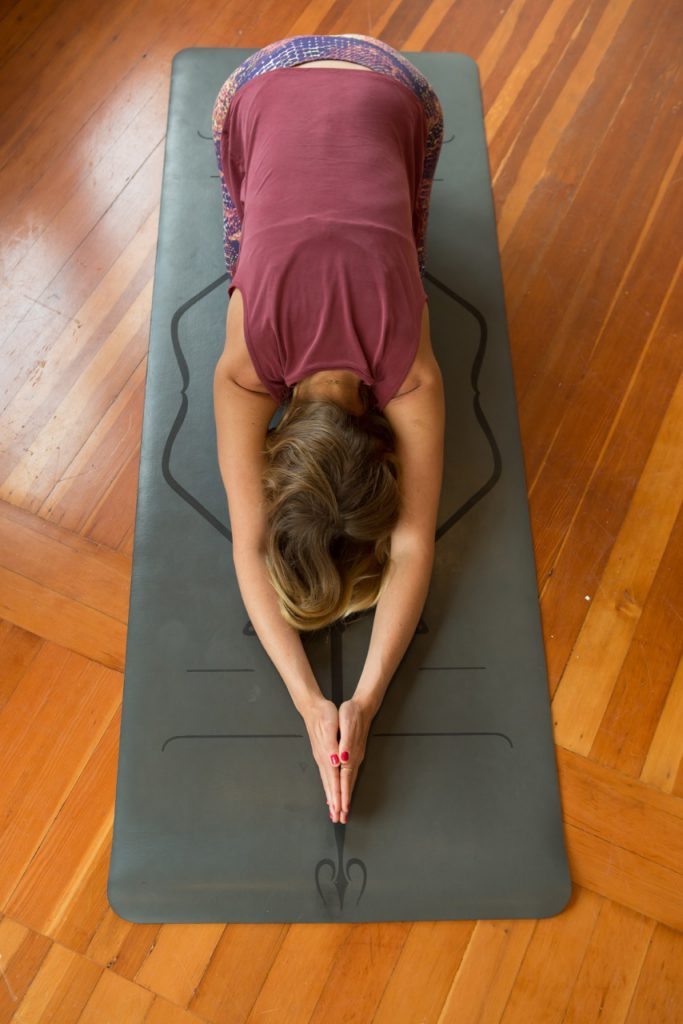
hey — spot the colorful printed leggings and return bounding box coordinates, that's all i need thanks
[211,34,444,281]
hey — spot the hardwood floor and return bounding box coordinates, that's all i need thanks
[0,1,681,1021]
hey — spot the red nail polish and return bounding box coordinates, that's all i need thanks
[331,754,339,765]
[341,751,349,762]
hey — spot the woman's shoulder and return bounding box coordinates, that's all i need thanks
[384,298,436,406]
[223,287,274,394]
[225,285,435,402]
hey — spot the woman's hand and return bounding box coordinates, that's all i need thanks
[334,697,375,823]
[301,696,343,821]
[302,695,377,824]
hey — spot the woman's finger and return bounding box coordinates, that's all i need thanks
[317,763,332,811]
[302,697,342,819]
[319,758,341,820]
[325,727,342,820]
[339,764,358,822]
[336,697,373,822]
[328,764,342,821]
[319,769,329,812]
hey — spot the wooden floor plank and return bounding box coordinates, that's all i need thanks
[551,370,683,754]
[0,1,680,1021]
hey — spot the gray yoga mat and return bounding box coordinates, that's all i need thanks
[107,46,572,923]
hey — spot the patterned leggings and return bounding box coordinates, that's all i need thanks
[211,34,444,281]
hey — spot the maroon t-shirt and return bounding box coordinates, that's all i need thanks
[221,66,428,410]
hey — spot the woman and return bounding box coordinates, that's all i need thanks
[212,34,446,823]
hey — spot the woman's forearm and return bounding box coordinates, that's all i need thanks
[232,543,434,720]
[232,546,324,717]
[352,544,435,715]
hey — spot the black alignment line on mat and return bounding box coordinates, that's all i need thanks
[161,265,503,639]
[183,663,486,671]
[316,825,368,910]
[423,267,503,542]
[161,730,513,753]
[157,251,511,909]
[162,269,501,548]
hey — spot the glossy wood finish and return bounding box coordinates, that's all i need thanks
[0,1,681,1020]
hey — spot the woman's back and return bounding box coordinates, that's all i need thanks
[219,65,429,410]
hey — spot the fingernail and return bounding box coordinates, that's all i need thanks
[340,751,349,762]
[330,754,339,765]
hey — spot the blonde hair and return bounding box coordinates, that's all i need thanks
[261,384,402,632]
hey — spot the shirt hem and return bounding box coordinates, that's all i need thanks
[228,281,286,404]
[286,362,374,387]
[228,65,426,128]
[374,290,428,410]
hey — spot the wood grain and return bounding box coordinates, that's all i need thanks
[0,1,681,1021]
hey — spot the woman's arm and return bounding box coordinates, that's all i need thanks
[232,546,325,716]
[352,542,436,715]
[213,362,325,716]
[354,366,445,713]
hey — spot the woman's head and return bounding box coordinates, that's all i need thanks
[261,384,402,632]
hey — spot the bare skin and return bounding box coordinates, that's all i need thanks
[292,58,375,71]
[227,286,427,412]
[227,55,425,822]
[293,369,368,415]
[229,55,405,418]
[278,60,375,418]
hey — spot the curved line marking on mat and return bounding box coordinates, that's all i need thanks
[162,269,501,550]
[161,274,232,538]
[161,730,513,754]
[158,236,508,913]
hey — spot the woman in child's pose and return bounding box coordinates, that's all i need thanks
[212,34,445,824]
